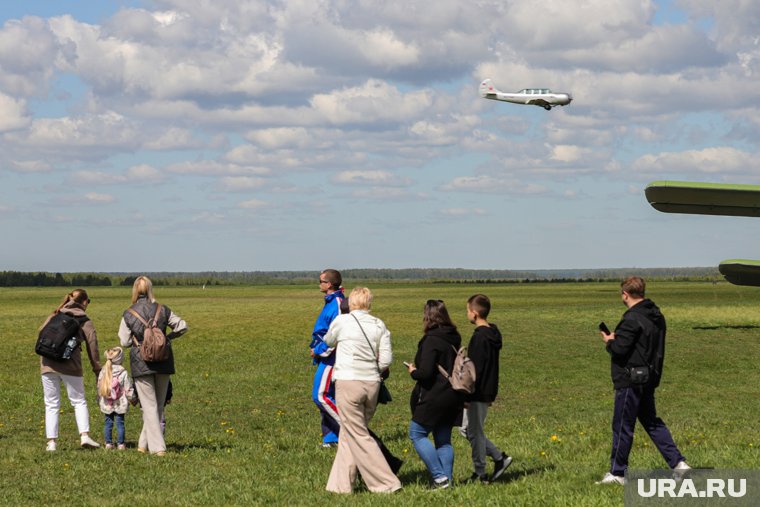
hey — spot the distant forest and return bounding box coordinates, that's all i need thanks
[0,267,723,287]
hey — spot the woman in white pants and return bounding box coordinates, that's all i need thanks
[39,289,102,451]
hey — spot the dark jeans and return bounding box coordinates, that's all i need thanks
[610,386,685,477]
[104,413,125,445]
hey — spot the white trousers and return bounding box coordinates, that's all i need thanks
[41,372,90,439]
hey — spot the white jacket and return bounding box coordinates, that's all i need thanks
[323,310,392,382]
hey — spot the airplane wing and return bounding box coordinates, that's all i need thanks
[645,180,760,217]
[527,98,551,107]
[719,259,760,286]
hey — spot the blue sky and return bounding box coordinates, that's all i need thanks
[1,0,760,272]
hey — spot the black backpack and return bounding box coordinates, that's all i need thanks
[35,313,88,360]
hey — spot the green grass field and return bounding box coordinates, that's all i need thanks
[2,282,759,506]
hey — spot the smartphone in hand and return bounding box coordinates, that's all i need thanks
[599,322,611,334]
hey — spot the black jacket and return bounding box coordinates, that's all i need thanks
[123,297,175,377]
[607,299,666,389]
[467,324,503,402]
[409,325,465,427]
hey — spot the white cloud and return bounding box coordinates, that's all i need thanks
[441,175,548,195]
[144,128,199,150]
[0,93,30,132]
[0,16,68,96]
[165,160,270,176]
[549,145,588,163]
[6,160,51,173]
[245,127,313,149]
[70,164,165,184]
[310,80,432,124]
[440,207,487,216]
[238,198,269,209]
[333,170,412,187]
[125,164,165,182]
[218,176,268,192]
[630,147,757,176]
[360,28,420,68]
[349,188,428,201]
[84,192,116,203]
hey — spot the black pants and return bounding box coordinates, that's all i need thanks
[610,386,685,476]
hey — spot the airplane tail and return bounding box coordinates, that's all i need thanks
[479,78,498,98]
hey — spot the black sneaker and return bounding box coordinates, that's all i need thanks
[431,477,450,490]
[491,453,513,482]
[464,472,490,484]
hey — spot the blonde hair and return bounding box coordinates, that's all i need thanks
[348,287,373,311]
[131,276,155,304]
[98,347,123,398]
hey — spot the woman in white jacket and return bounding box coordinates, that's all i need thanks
[323,287,401,494]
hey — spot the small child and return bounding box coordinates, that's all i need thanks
[463,294,512,483]
[97,347,135,450]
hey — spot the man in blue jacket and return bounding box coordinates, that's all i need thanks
[310,269,346,447]
[597,276,690,485]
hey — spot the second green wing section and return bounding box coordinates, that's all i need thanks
[719,260,760,287]
[646,180,760,217]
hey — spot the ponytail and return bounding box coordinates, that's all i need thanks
[98,358,113,398]
[55,289,90,314]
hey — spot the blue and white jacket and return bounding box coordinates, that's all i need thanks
[310,290,345,365]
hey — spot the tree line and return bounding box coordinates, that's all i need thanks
[0,267,723,287]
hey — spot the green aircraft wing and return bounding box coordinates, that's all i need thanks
[646,180,760,287]
[645,180,760,217]
[719,260,760,287]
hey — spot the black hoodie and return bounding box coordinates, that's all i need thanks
[467,324,503,402]
[607,299,666,389]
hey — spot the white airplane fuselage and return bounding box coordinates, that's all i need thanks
[479,79,572,110]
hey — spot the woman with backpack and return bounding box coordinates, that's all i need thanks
[39,289,102,451]
[118,276,187,456]
[405,299,465,489]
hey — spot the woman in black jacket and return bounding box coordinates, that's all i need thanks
[405,300,464,489]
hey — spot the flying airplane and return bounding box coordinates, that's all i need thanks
[645,180,760,286]
[479,79,572,110]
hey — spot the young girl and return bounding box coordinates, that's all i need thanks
[97,347,135,450]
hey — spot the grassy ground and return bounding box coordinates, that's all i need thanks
[1,282,759,506]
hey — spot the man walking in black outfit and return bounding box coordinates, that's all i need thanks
[597,276,690,485]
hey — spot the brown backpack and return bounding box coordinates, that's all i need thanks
[128,304,169,362]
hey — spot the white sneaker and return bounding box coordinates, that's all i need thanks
[674,461,691,471]
[80,435,100,449]
[596,472,626,485]
[46,440,56,452]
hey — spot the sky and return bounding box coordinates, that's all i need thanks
[1,0,760,273]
